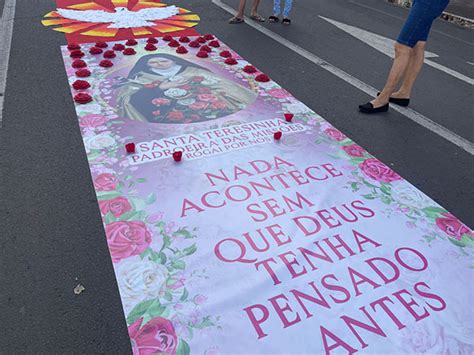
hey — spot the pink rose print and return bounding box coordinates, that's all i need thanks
[147,213,164,224]
[268,88,290,99]
[435,213,473,240]
[80,114,107,128]
[152,110,161,116]
[359,158,402,183]
[190,102,210,110]
[324,128,346,141]
[197,94,218,103]
[167,111,185,120]
[152,98,171,106]
[105,221,151,263]
[99,197,132,218]
[198,87,211,94]
[193,294,208,305]
[168,278,185,290]
[210,101,227,110]
[192,76,205,83]
[94,173,118,191]
[128,317,177,355]
[342,144,365,157]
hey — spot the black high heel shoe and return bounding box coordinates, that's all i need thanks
[359,102,389,114]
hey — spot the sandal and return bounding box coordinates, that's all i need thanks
[229,16,244,24]
[269,15,279,23]
[250,15,266,22]
[282,18,291,25]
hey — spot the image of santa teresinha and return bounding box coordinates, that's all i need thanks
[117,54,257,124]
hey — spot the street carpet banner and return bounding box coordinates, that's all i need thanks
[43,0,199,44]
[62,36,474,354]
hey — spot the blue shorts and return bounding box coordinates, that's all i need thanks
[397,0,449,47]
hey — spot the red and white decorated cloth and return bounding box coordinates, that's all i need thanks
[61,37,474,354]
[43,0,199,44]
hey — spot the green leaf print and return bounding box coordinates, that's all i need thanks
[176,339,190,355]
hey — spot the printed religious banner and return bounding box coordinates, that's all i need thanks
[62,37,474,354]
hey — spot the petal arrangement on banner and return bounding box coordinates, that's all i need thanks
[42,0,199,44]
[61,36,474,354]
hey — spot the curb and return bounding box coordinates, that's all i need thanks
[387,0,474,28]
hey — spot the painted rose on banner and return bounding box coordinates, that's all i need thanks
[128,316,177,355]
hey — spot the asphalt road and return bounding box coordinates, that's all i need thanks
[1,0,473,353]
[447,0,474,19]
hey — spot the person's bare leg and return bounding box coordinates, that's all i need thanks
[229,0,246,22]
[392,41,426,99]
[237,0,246,17]
[371,42,413,108]
[250,0,261,17]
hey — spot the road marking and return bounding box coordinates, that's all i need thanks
[0,0,16,127]
[320,16,474,86]
[212,0,474,155]
[348,0,474,47]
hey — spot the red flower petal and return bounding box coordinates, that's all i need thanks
[75,69,91,77]
[197,36,206,43]
[123,48,136,55]
[168,40,180,48]
[162,35,173,42]
[243,65,257,73]
[69,50,84,58]
[173,151,183,161]
[147,37,158,44]
[209,40,220,48]
[179,36,190,43]
[274,131,282,140]
[145,43,157,51]
[112,43,125,51]
[89,47,103,55]
[284,113,294,122]
[72,59,87,68]
[201,45,211,52]
[103,50,116,58]
[204,34,215,40]
[255,73,270,82]
[74,93,92,104]
[125,143,136,153]
[95,41,108,48]
[126,39,138,46]
[224,57,238,65]
[67,43,80,50]
[72,80,91,90]
[189,41,200,48]
[219,50,231,58]
[176,46,188,54]
[99,60,113,68]
[196,51,208,58]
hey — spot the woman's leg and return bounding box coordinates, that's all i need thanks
[229,0,246,23]
[392,41,426,99]
[370,42,413,107]
[283,0,293,18]
[250,0,261,17]
[237,0,246,18]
